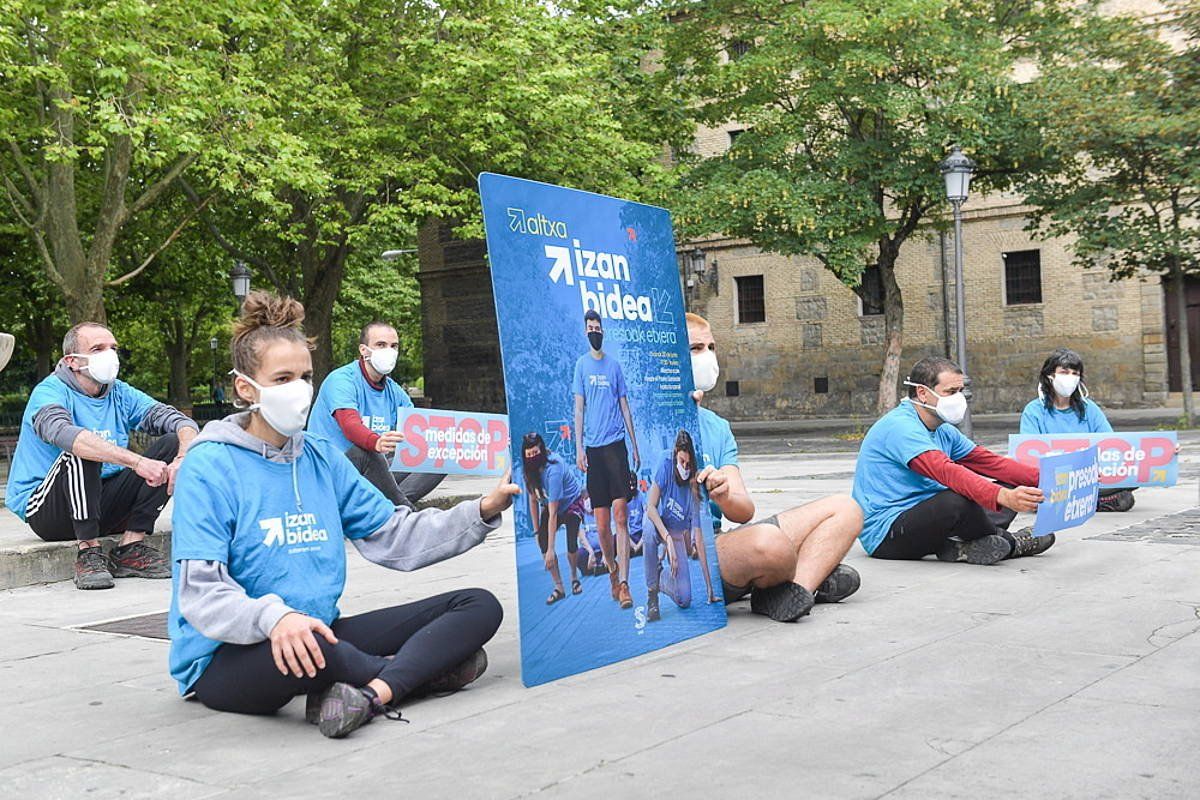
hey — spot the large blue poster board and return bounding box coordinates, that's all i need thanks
[480,173,727,687]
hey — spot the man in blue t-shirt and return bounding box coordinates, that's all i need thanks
[572,310,641,610]
[308,321,444,509]
[687,313,864,622]
[853,356,1052,565]
[5,323,199,590]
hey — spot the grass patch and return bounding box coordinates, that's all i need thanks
[832,426,868,442]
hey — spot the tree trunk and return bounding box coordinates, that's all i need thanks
[163,317,192,408]
[1172,258,1194,426]
[875,254,905,415]
[302,246,347,387]
[27,312,57,378]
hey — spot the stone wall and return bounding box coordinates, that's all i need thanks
[416,221,506,413]
[693,207,1168,420]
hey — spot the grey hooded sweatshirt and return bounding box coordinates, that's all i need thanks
[177,412,500,645]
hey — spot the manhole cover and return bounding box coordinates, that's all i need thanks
[77,611,169,640]
[1086,507,1200,546]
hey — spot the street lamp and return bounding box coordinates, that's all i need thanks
[209,337,219,405]
[940,145,977,437]
[381,249,417,261]
[229,260,252,306]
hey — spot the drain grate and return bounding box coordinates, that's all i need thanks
[78,611,169,640]
[1086,507,1200,546]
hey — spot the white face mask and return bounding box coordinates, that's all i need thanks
[70,349,120,384]
[366,346,398,376]
[904,380,969,426]
[1051,373,1080,399]
[691,349,720,393]
[676,461,691,482]
[235,371,313,437]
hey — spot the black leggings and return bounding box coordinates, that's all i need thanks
[190,588,502,715]
[871,490,1016,560]
[537,505,581,554]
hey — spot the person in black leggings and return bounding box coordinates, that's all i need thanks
[168,292,518,739]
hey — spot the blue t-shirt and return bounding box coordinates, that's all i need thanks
[307,361,413,453]
[571,353,628,448]
[651,453,701,533]
[167,435,394,694]
[1019,398,1113,435]
[5,376,158,519]
[852,402,976,554]
[697,406,738,531]
[540,456,583,508]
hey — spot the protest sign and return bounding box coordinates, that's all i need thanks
[389,408,510,476]
[1009,432,1177,489]
[1034,446,1100,536]
[480,173,726,687]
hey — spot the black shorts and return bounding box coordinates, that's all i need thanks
[585,439,629,509]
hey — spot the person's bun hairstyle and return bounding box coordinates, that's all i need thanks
[230,291,311,382]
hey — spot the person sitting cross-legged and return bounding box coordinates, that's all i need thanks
[170,293,516,739]
[686,313,864,623]
[855,356,1054,565]
[307,321,444,509]
[5,323,199,590]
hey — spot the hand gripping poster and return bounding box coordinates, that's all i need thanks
[479,173,727,687]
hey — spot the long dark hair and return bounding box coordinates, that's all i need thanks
[1039,348,1086,420]
[521,432,551,501]
[672,429,698,487]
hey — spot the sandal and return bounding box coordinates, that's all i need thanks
[546,588,566,605]
[571,579,583,595]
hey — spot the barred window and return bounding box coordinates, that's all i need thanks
[736,275,766,323]
[1004,250,1042,305]
[860,265,884,316]
[728,39,753,60]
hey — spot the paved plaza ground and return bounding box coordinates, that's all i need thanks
[1,421,1198,798]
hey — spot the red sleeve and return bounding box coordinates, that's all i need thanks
[909,450,1002,512]
[956,446,1039,487]
[332,408,380,452]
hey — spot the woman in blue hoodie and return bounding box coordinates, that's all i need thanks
[169,292,518,739]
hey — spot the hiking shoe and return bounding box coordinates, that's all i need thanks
[647,590,661,622]
[814,563,861,603]
[1097,490,1135,513]
[618,581,633,610]
[1007,526,1056,558]
[422,648,489,695]
[936,535,1011,566]
[109,541,170,579]
[317,683,404,739]
[75,546,114,590]
[750,582,815,622]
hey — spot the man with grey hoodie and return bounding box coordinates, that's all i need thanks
[4,323,199,590]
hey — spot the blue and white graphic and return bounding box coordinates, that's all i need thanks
[1034,446,1100,537]
[481,173,726,687]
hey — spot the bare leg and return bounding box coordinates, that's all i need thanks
[546,553,564,595]
[566,550,579,584]
[611,498,631,583]
[776,495,863,593]
[593,506,617,573]
[716,525,796,592]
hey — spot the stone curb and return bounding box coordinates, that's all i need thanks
[0,529,173,591]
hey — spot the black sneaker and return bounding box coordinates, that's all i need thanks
[936,534,1011,566]
[109,541,171,579]
[75,546,114,590]
[1007,526,1056,558]
[305,692,321,725]
[750,582,815,622]
[814,563,861,603]
[647,590,661,622]
[422,648,489,695]
[317,683,404,739]
[1097,490,1135,513]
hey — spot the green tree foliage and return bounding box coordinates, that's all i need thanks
[1021,1,1200,423]
[183,0,672,382]
[0,0,298,324]
[658,0,1059,412]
